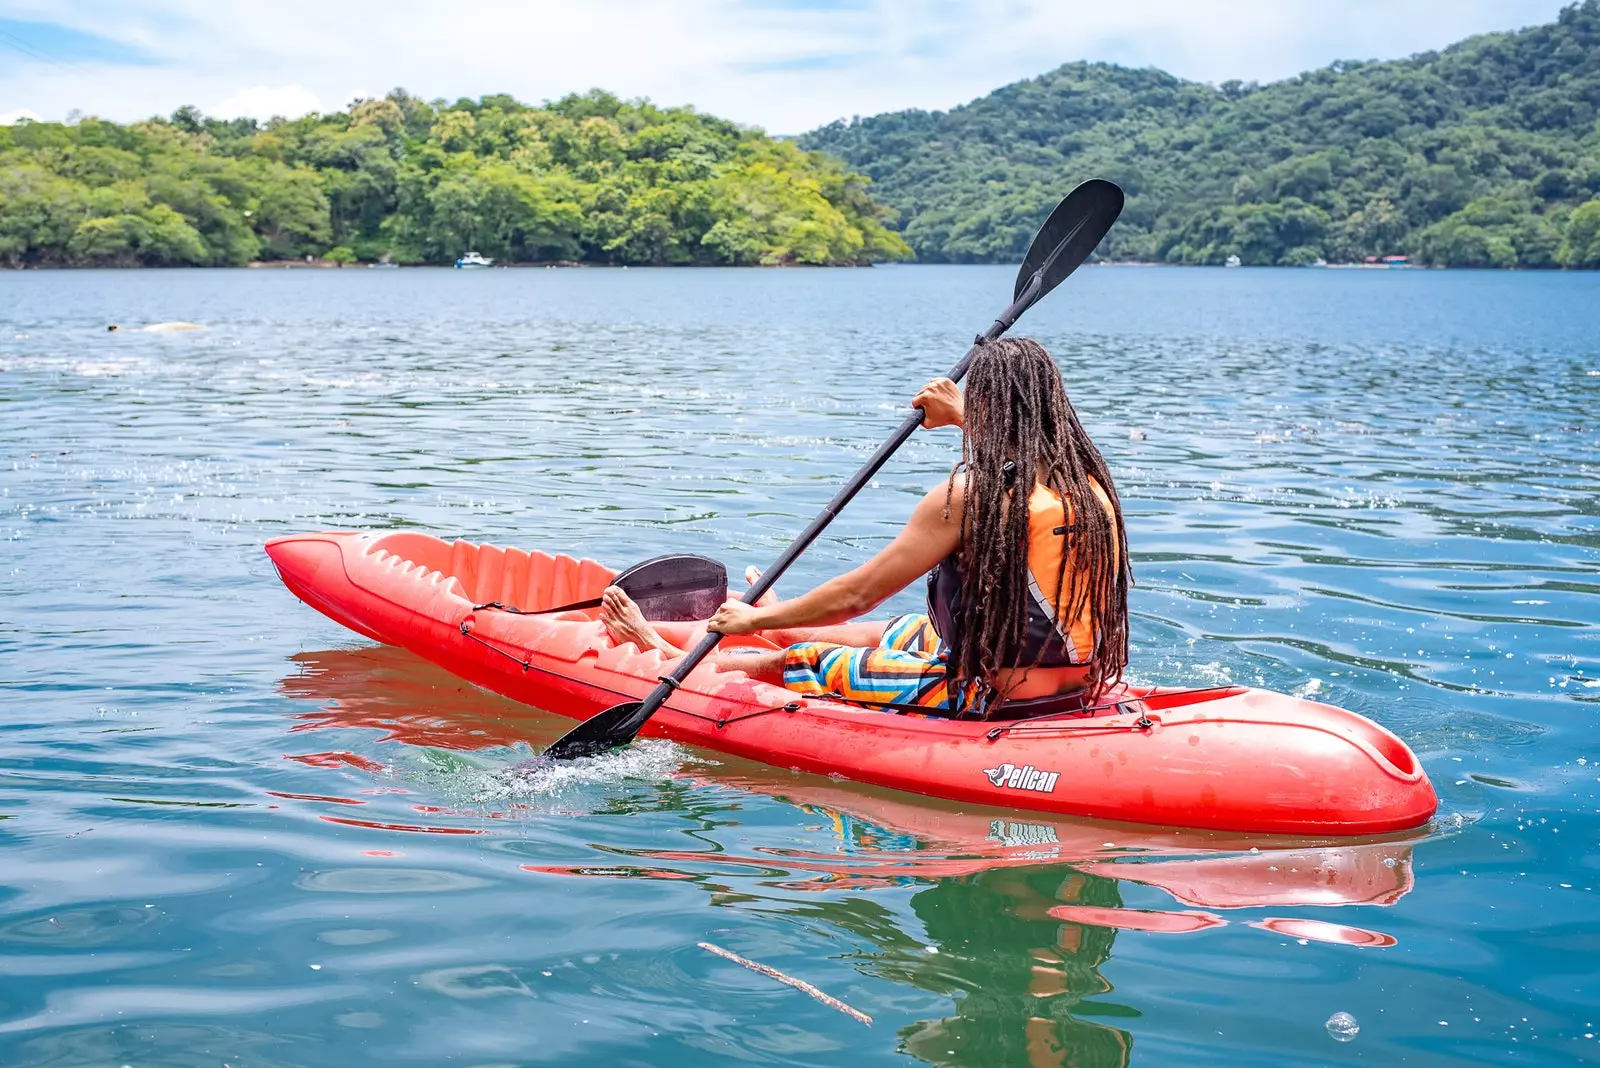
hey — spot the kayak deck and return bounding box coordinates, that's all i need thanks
[265,530,1438,835]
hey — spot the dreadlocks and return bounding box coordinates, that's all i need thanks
[945,337,1131,705]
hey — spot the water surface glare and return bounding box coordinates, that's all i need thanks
[3,265,1599,1066]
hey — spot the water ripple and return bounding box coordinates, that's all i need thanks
[3,266,1598,1066]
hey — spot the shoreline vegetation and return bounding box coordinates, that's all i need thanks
[5,259,1535,271]
[0,90,912,270]
[3,4,1597,271]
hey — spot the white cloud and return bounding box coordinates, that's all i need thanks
[0,0,1574,133]
[0,108,44,125]
[209,84,324,121]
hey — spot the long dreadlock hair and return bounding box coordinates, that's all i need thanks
[944,337,1132,707]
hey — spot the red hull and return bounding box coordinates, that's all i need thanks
[265,530,1437,835]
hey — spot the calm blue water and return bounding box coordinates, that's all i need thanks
[3,264,1598,1066]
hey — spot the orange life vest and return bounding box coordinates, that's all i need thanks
[927,480,1116,669]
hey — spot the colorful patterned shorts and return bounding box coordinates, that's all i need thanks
[782,613,972,713]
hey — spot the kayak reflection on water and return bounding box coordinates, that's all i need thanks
[595,337,1134,718]
[884,868,1132,1066]
[276,645,1425,1067]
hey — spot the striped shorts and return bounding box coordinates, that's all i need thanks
[782,613,972,713]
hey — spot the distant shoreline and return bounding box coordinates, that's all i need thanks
[7,259,1580,271]
[0,259,879,271]
[0,91,911,271]
[242,258,885,270]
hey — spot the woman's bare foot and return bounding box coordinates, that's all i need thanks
[598,586,683,655]
[744,565,780,607]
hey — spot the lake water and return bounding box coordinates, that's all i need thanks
[3,264,1598,1067]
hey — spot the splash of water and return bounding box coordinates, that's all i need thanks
[400,739,696,810]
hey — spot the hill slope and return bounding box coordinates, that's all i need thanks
[800,0,1600,267]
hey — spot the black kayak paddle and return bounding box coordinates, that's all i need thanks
[543,178,1125,761]
[473,553,728,621]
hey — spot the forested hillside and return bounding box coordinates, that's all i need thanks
[802,0,1600,267]
[0,90,910,268]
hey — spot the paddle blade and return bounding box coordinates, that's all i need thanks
[613,553,727,621]
[1014,179,1124,306]
[543,702,646,761]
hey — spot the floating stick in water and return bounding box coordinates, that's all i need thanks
[697,941,872,1026]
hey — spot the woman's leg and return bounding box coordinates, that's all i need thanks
[597,585,889,655]
[780,640,951,708]
[779,612,968,710]
[708,647,788,683]
[595,589,799,684]
[597,587,689,656]
[598,585,955,708]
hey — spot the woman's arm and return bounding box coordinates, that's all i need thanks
[710,479,965,634]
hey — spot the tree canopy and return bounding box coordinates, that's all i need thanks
[0,90,910,268]
[800,0,1600,268]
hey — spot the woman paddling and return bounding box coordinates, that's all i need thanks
[599,337,1132,718]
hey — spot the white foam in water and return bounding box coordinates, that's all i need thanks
[411,740,695,809]
[1293,678,1324,699]
[1190,661,1234,685]
[1326,1011,1359,1041]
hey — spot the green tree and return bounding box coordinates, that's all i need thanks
[252,164,331,258]
[1559,198,1600,266]
[1418,195,1564,266]
[0,165,88,266]
[704,159,865,265]
[67,204,208,266]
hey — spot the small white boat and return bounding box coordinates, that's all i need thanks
[1224,254,1242,268]
[455,251,493,269]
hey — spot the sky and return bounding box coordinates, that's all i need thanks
[0,0,1575,133]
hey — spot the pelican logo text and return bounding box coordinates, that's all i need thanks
[988,820,1060,848]
[983,763,1060,793]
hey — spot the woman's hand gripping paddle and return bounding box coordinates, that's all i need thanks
[542,178,1125,761]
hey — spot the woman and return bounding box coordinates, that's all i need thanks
[599,337,1132,717]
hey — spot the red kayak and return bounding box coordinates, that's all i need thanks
[279,644,1424,935]
[265,530,1438,835]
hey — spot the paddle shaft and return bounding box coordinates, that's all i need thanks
[628,272,1047,719]
[541,179,1121,759]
